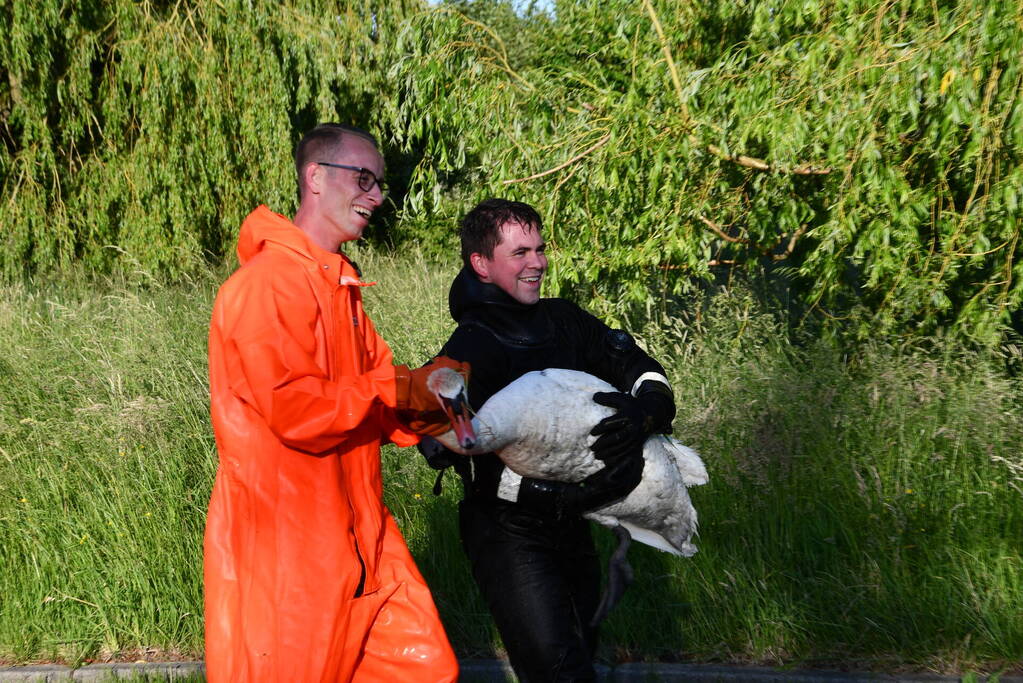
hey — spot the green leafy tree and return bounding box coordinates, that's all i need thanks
[0,0,420,279]
[3,0,1020,342]
[390,0,1022,340]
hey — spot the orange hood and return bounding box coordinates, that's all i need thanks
[236,204,323,266]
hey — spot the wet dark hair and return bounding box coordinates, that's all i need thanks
[294,124,378,198]
[460,198,543,272]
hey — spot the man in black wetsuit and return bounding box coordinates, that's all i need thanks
[422,198,676,682]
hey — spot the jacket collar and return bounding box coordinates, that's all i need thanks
[448,267,552,346]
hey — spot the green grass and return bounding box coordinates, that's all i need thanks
[1,252,1021,675]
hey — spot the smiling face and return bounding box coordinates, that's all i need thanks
[319,136,384,244]
[295,134,385,252]
[470,220,547,305]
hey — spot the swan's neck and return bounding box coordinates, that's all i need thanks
[435,411,515,455]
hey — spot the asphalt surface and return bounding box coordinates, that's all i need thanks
[1,660,1020,682]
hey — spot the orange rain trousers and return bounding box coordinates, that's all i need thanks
[205,206,458,682]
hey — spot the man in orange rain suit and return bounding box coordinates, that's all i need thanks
[205,124,466,682]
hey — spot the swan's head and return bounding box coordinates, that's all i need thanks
[426,366,476,449]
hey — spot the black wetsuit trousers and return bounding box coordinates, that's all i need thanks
[459,497,602,683]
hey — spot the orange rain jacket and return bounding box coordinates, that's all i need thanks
[205,206,458,683]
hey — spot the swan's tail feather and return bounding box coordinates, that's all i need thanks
[662,438,709,486]
[618,521,695,557]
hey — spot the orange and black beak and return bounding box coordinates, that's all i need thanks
[439,387,476,450]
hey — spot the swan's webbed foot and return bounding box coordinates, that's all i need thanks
[590,523,634,627]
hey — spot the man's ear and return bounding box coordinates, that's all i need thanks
[302,162,323,196]
[469,252,490,282]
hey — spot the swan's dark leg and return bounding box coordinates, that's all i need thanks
[590,524,633,627]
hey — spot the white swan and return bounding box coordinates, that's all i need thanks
[428,367,708,558]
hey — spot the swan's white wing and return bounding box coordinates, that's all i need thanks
[432,367,708,558]
[479,369,613,480]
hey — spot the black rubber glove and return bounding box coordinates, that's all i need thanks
[416,435,458,471]
[516,453,644,518]
[589,383,675,462]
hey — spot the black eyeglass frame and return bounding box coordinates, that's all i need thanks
[315,162,388,195]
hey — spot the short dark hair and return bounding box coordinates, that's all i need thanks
[294,124,378,198]
[460,198,543,271]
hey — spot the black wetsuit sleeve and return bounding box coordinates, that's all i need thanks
[559,300,669,394]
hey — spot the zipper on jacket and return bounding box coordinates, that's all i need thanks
[329,276,370,600]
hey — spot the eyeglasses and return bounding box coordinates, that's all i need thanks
[316,162,388,197]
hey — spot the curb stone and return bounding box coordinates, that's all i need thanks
[0,665,70,682]
[459,660,614,681]
[0,663,205,682]
[1,660,1019,682]
[611,663,1022,682]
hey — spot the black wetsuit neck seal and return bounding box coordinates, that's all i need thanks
[448,267,555,348]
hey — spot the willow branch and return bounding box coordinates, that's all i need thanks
[702,214,807,262]
[772,224,808,261]
[434,6,536,92]
[705,143,770,171]
[699,215,748,244]
[700,139,831,175]
[502,134,611,184]
[444,40,535,92]
[642,0,688,122]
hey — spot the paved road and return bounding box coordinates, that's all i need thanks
[1,660,1019,682]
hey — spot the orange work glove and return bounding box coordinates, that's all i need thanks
[398,409,456,437]
[393,356,471,413]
